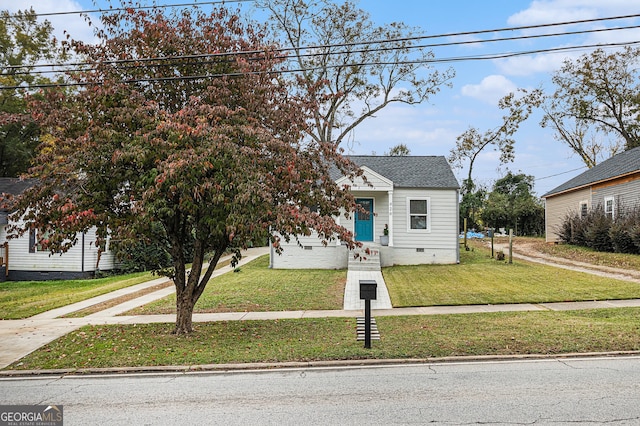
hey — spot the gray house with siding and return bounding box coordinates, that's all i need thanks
[0,178,116,281]
[542,146,640,242]
[270,155,460,269]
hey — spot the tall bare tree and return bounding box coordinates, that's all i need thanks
[540,46,640,166]
[448,89,542,229]
[448,89,543,191]
[257,0,454,147]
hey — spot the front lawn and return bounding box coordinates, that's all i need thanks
[9,308,640,370]
[385,244,640,307]
[0,272,156,319]
[127,255,346,314]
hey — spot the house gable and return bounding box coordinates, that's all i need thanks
[336,165,393,191]
[333,155,459,190]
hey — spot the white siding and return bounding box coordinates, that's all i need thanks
[1,224,115,273]
[270,187,459,269]
[270,233,347,269]
[392,188,458,250]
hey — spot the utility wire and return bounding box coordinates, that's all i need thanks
[5,21,640,77]
[1,1,257,19]
[3,39,638,90]
[537,166,588,180]
[2,10,640,89]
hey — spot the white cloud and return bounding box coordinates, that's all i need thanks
[495,51,576,76]
[9,0,98,44]
[461,75,517,104]
[494,1,640,78]
[508,0,638,26]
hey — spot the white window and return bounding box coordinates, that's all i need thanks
[407,198,430,231]
[604,197,615,220]
[28,228,51,253]
[579,201,588,218]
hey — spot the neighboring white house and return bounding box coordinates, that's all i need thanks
[270,155,460,269]
[0,178,116,281]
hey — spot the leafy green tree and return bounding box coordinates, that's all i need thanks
[257,0,454,147]
[481,172,544,236]
[540,47,640,163]
[13,6,360,334]
[386,143,410,156]
[0,8,63,177]
[459,179,486,231]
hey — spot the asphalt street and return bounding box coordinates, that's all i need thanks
[2,356,640,425]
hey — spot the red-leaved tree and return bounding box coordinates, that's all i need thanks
[13,5,360,334]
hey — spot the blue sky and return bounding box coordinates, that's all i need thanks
[9,0,640,195]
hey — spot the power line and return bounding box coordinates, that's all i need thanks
[3,39,638,91]
[6,20,640,78]
[537,166,588,180]
[2,9,639,90]
[1,1,256,19]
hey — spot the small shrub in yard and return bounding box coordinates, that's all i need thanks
[609,212,640,254]
[584,208,613,252]
[630,225,640,253]
[557,203,640,254]
[557,211,589,246]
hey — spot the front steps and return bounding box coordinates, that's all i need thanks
[348,243,381,271]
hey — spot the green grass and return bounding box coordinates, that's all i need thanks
[9,308,640,370]
[128,255,346,314]
[385,245,640,307]
[0,272,156,319]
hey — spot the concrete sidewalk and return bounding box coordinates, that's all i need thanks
[0,247,269,369]
[3,246,640,369]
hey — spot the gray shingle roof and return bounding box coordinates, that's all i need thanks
[0,178,36,197]
[332,155,459,189]
[543,146,640,198]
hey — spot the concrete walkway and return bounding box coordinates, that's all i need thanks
[3,246,640,369]
[0,247,269,369]
[343,270,393,310]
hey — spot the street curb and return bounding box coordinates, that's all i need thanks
[3,351,639,378]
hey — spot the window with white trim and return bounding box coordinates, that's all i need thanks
[604,196,615,220]
[579,201,588,218]
[408,198,430,231]
[28,228,51,253]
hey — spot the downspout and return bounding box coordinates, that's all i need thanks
[388,189,394,247]
[456,189,460,264]
[269,226,273,269]
[81,232,85,273]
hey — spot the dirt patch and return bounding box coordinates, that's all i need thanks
[62,280,173,318]
[488,238,640,282]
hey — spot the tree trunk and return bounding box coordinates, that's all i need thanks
[174,289,196,334]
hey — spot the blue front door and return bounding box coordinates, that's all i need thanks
[355,198,374,241]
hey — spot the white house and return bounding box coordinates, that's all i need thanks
[0,178,116,281]
[270,155,460,269]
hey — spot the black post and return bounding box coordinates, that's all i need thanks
[359,279,377,349]
[364,299,372,349]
